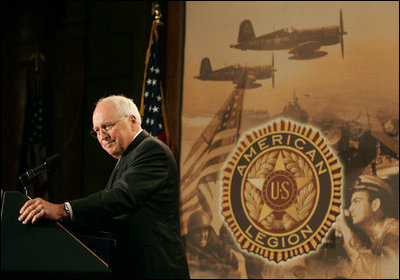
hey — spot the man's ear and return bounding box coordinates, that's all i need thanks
[371,198,381,213]
[130,115,136,130]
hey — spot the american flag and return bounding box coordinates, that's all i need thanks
[19,52,49,198]
[180,88,244,235]
[140,21,169,145]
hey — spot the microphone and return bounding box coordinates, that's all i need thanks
[19,154,61,195]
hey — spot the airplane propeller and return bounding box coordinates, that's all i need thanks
[339,9,347,59]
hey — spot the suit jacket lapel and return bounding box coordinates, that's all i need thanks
[106,159,120,190]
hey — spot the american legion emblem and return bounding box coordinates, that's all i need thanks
[222,119,342,262]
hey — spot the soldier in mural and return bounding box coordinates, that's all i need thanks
[184,210,247,278]
[333,174,399,278]
[219,225,279,279]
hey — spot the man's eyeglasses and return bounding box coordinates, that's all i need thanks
[90,117,128,139]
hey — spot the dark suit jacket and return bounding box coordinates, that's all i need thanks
[70,130,190,278]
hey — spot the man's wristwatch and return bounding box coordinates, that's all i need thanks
[63,202,71,220]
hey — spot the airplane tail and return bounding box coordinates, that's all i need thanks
[199,57,212,76]
[238,20,255,43]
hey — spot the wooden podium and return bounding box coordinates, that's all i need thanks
[1,191,111,279]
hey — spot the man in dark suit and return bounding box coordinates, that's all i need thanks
[18,95,190,278]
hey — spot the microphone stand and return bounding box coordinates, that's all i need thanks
[19,173,31,197]
[18,154,61,198]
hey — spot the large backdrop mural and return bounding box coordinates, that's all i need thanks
[179,2,399,279]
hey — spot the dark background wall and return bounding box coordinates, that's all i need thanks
[1,1,184,203]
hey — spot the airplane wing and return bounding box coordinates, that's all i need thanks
[288,41,327,60]
[195,65,238,81]
[235,73,261,89]
[289,41,320,53]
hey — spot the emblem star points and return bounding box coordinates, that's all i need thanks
[247,151,311,223]
[274,151,286,171]
[247,179,273,222]
[258,204,274,223]
[285,204,299,222]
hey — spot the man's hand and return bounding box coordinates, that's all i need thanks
[18,198,65,225]
[334,210,353,244]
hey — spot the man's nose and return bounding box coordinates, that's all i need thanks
[349,204,354,215]
[98,129,110,140]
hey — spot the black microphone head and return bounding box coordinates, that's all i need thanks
[44,154,61,169]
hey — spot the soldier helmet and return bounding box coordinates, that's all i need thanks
[352,174,393,197]
[187,210,211,233]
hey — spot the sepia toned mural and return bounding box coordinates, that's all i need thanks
[179,2,399,278]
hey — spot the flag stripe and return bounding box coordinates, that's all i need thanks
[181,140,236,188]
[181,143,209,179]
[180,88,244,235]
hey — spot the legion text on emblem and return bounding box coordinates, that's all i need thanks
[222,119,342,262]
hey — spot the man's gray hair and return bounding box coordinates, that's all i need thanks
[97,95,142,125]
